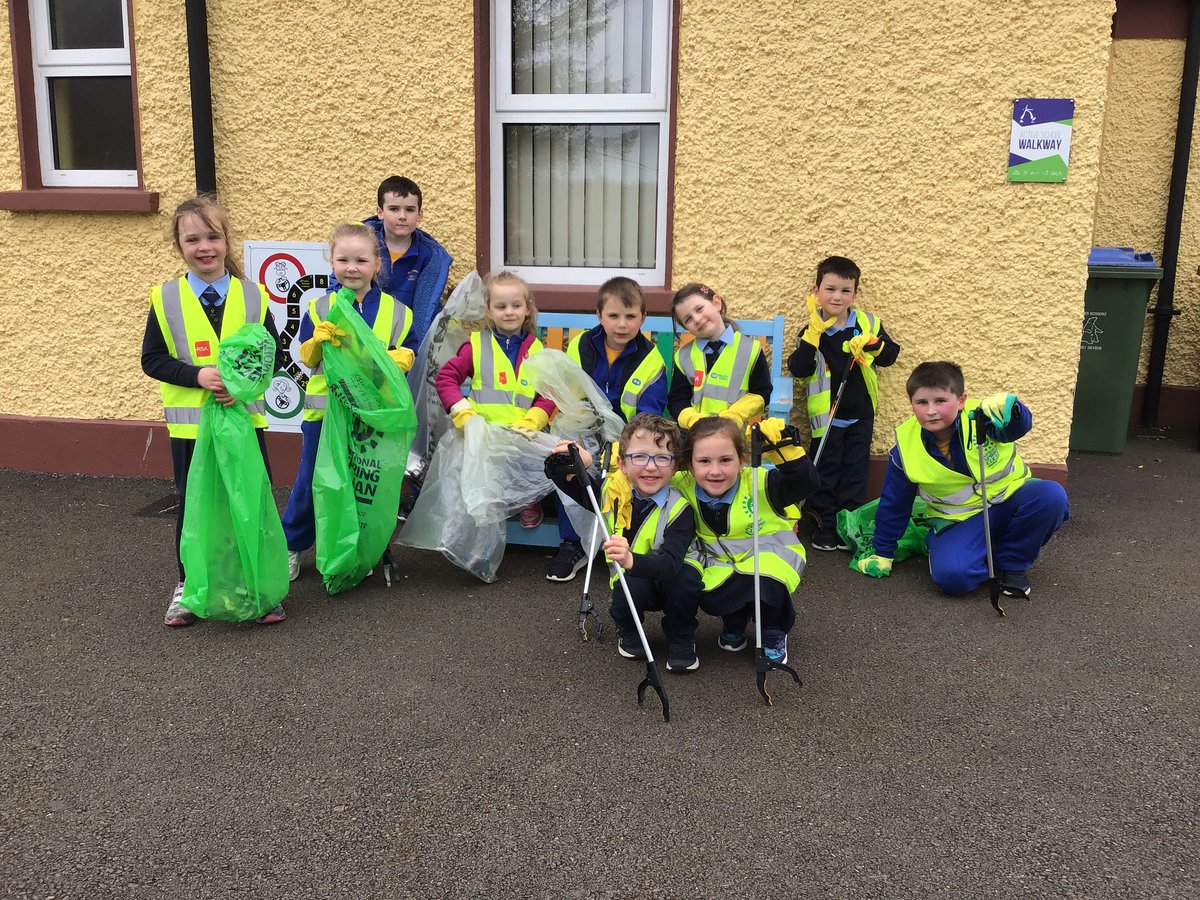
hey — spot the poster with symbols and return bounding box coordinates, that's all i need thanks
[244,240,332,433]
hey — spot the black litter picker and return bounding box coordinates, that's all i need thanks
[749,423,804,706]
[971,407,1007,618]
[568,443,670,722]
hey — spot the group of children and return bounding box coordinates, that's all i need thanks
[144,179,1070,678]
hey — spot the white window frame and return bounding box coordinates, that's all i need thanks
[27,0,137,188]
[490,0,672,285]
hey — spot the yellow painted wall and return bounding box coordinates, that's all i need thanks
[1092,38,1200,387]
[0,0,478,423]
[672,0,1119,464]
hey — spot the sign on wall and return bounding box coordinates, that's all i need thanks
[1008,98,1075,183]
[244,240,332,433]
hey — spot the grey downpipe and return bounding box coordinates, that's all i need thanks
[184,0,217,195]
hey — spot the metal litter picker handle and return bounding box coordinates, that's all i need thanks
[972,409,1005,617]
[750,423,803,705]
[568,443,670,722]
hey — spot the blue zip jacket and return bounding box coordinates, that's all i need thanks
[573,323,668,420]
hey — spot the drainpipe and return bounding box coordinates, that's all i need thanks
[184,0,217,195]
[1142,0,1200,426]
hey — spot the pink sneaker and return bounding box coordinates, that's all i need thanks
[518,503,544,528]
[255,603,287,625]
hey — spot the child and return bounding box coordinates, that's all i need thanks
[787,256,900,552]
[678,417,819,664]
[668,283,773,430]
[141,195,288,627]
[546,277,668,582]
[280,222,418,580]
[356,175,453,348]
[435,270,555,528]
[855,361,1069,599]
[545,414,701,672]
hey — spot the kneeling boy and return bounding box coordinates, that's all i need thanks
[545,414,701,673]
[856,361,1069,598]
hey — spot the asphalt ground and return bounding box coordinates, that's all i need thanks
[2,430,1198,899]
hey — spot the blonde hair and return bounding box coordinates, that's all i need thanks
[483,269,538,335]
[329,221,381,261]
[170,194,244,280]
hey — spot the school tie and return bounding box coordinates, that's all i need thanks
[199,286,224,332]
[704,339,724,372]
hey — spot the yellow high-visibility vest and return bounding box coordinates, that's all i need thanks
[467,330,543,425]
[802,310,882,439]
[674,332,760,415]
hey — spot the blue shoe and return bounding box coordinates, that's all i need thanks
[666,643,699,673]
[764,637,788,666]
[718,630,748,652]
[617,633,647,661]
[1000,570,1031,599]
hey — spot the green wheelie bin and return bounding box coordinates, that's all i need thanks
[1069,247,1163,453]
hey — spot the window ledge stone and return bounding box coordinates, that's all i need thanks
[0,187,159,212]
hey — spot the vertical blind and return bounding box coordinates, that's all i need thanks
[504,1,660,269]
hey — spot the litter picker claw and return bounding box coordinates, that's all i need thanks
[568,443,670,722]
[749,423,803,706]
[971,408,1005,617]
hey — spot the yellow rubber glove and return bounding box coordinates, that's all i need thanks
[854,555,893,578]
[387,347,415,372]
[800,293,837,347]
[756,418,806,463]
[511,406,550,433]
[847,333,883,361]
[601,469,634,532]
[677,407,702,429]
[718,393,765,428]
[312,319,347,347]
[979,392,1017,429]
[604,442,621,474]
[449,400,475,430]
[299,336,324,369]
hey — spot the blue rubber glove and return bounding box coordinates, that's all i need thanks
[979,393,1017,429]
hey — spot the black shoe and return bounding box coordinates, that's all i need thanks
[546,540,587,582]
[811,526,847,552]
[1000,570,1031,599]
[616,633,647,660]
[666,643,699,673]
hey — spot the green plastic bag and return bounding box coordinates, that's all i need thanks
[180,324,289,621]
[837,497,933,572]
[313,292,417,594]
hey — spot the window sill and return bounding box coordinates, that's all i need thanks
[0,187,159,212]
[531,284,675,314]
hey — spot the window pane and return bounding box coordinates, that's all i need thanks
[48,0,125,49]
[503,123,658,268]
[512,0,653,95]
[49,77,136,170]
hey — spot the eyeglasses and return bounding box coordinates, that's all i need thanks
[624,452,675,469]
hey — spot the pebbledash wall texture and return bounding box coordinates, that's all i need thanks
[8,0,1198,478]
[1093,31,1200,393]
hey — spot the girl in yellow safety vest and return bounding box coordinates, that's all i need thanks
[142,195,286,628]
[280,222,418,582]
[667,283,774,430]
[676,417,819,665]
[435,270,557,528]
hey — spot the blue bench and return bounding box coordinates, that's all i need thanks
[507,313,794,548]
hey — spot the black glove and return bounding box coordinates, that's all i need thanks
[543,452,575,481]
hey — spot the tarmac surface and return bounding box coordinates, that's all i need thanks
[2,429,1198,899]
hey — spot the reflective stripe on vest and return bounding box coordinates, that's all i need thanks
[604,487,689,587]
[468,331,541,423]
[154,277,267,437]
[567,333,667,420]
[895,400,1032,521]
[804,310,880,439]
[303,291,411,420]
[678,469,805,592]
[675,332,759,413]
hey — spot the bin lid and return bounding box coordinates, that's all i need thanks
[1088,246,1163,278]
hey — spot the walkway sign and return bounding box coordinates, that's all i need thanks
[1008,98,1075,183]
[244,240,331,433]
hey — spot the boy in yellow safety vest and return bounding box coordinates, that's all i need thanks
[855,361,1069,599]
[787,256,900,552]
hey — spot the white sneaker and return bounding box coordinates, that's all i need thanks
[287,550,300,582]
[163,582,198,627]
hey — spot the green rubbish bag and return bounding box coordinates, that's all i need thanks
[837,497,933,572]
[313,292,417,595]
[180,323,288,621]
